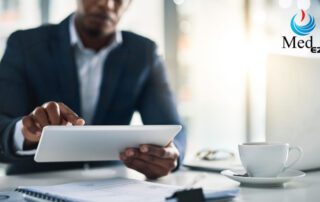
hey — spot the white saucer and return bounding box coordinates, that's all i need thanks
[221,169,305,187]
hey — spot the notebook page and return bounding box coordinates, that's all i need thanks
[18,178,239,202]
[18,178,181,202]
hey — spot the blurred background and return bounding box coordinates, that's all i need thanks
[1,0,320,158]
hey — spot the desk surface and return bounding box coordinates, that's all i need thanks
[0,165,319,202]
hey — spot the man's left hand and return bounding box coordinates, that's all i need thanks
[119,142,179,179]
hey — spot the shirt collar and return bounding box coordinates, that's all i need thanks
[69,14,122,53]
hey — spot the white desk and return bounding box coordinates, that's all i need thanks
[0,165,319,202]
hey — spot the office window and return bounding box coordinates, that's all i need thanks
[247,0,320,143]
[0,0,41,57]
[171,0,320,157]
[175,0,247,155]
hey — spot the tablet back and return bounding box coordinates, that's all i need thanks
[34,125,181,162]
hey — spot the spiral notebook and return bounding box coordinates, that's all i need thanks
[15,178,239,202]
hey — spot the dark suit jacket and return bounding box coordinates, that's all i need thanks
[0,16,186,174]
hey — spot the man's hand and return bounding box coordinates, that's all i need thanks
[119,142,179,179]
[22,102,85,149]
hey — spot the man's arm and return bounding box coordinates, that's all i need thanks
[0,31,34,162]
[120,43,186,178]
[136,44,186,163]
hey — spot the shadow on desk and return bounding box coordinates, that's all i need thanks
[2,161,122,175]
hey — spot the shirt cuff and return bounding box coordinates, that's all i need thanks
[13,119,36,156]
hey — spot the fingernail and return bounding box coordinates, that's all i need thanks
[140,145,148,153]
[77,119,85,125]
[126,150,134,157]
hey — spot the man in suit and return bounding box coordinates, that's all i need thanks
[0,0,186,179]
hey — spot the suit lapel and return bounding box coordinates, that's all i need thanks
[53,18,130,122]
[92,43,130,124]
[52,17,81,115]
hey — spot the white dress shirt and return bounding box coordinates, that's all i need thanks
[13,15,122,154]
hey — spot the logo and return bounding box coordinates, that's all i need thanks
[290,10,315,36]
[282,8,320,53]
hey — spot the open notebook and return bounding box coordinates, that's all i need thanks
[15,178,239,202]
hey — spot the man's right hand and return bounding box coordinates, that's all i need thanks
[22,102,85,149]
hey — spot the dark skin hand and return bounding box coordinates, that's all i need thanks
[120,142,180,179]
[22,102,85,149]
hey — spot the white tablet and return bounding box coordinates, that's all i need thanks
[34,125,182,162]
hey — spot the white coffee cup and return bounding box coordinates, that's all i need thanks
[238,142,303,177]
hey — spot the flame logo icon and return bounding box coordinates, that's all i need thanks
[290,10,316,36]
